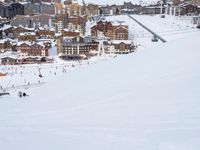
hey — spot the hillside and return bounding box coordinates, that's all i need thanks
[0,29,200,149]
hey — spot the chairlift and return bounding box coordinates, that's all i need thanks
[39,74,43,78]
[152,36,158,42]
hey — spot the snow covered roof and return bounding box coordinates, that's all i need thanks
[63,29,79,32]
[55,33,62,37]
[114,25,128,31]
[16,41,45,47]
[0,24,12,31]
[19,2,28,4]
[0,39,6,44]
[36,42,45,47]
[42,2,54,5]
[112,21,127,26]
[112,40,132,44]
[24,27,35,31]
[19,32,36,36]
[63,36,76,40]
[16,41,32,46]
[0,55,17,59]
[0,38,16,44]
[50,28,55,31]
[0,51,18,59]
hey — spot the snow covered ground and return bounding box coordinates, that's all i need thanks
[0,15,200,150]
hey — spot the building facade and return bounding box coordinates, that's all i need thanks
[60,36,98,59]
[0,2,24,18]
[18,32,36,41]
[23,2,55,15]
[16,43,48,58]
[11,14,53,28]
[91,21,128,40]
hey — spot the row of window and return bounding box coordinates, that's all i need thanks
[64,50,89,55]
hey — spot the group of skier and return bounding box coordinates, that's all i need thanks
[18,91,28,98]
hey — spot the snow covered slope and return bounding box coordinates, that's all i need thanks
[0,31,200,150]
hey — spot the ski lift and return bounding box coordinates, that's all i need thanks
[39,74,43,78]
[152,36,158,42]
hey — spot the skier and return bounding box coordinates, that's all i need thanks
[23,92,27,97]
[18,91,22,98]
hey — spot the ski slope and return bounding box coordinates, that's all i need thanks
[0,29,200,149]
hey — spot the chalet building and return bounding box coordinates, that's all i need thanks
[18,32,36,41]
[86,4,99,20]
[56,13,69,26]
[111,40,135,54]
[0,39,12,53]
[20,57,53,64]
[0,54,50,65]
[91,21,128,40]
[16,43,31,58]
[16,43,48,58]
[60,36,98,60]
[12,26,34,38]
[0,2,24,18]
[67,15,86,35]
[36,27,55,39]
[61,29,80,37]
[29,43,48,57]
[1,56,18,65]
[113,26,129,40]
[0,18,10,29]
[11,14,53,28]
[0,24,12,37]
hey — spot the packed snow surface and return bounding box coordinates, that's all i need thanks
[0,15,200,150]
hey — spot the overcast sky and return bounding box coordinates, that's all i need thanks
[77,0,158,5]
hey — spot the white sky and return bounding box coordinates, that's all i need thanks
[0,0,158,5]
[77,0,158,5]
